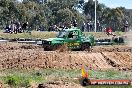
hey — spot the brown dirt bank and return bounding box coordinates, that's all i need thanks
[0,43,132,71]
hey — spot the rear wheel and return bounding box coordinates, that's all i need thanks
[81,43,90,51]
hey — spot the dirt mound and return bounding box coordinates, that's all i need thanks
[0,81,10,88]
[0,42,41,52]
[0,43,132,71]
[0,50,132,70]
[91,45,132,52]
[0,82,3,88]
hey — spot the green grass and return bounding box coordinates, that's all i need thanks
[0,31,125,39]
[0,31,58,39]
[115,31,125,36]
[0,69,132,87]
[86,85,132,88]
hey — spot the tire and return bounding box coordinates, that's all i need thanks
[52,44,61,51]
[43,44,62,51]
[113,37,124,44]
[119,37,124,43]
[43,44,53,51]
[81,43,90,51]
[43,46,50,51]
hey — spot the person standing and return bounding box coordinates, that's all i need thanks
[81,22,85,32]
[124,21,129,32]
[22,22,28,32]
[108,27,112,35]
[72,19,77,27]
[10,21,16,34]
[15,21,21,34]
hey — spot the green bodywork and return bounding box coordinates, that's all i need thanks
[42,27,95,50]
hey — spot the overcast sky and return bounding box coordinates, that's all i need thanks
[17,0,132,9]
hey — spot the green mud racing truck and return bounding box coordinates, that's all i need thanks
[41,27,95,51]
[40,27,124,51]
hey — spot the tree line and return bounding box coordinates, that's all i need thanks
[0,0,131,31]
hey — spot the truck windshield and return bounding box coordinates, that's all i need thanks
[57,30,67,38]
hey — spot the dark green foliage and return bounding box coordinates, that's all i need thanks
[6,76,20,86]
[0,0,131,31]
[5,75,31,87]
[83,0,132,31]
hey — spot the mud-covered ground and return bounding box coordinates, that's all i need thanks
[0,42,132,88]
[0,43,132,71]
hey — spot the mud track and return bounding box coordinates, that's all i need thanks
[0,43,132,71]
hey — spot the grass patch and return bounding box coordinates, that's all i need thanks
[0,69,132,87]
[0,31,58,39]
[0,31,125,39]
[115,31,125,36]
[86,85,132,88]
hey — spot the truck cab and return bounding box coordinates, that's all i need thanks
[42,27,94,51]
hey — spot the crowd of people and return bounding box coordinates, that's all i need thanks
[47,19,78,32]
[4,21,28,34]
[3,19,113,36]
[3,19,78,33]
[4,19,129,37]
[81,20,103,32]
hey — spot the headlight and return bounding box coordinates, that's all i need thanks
[48,41,51,44]
[42,40,51,44]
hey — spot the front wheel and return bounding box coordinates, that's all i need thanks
[43,45,51,51]
[43,44,62,51]
[81,43,90,51]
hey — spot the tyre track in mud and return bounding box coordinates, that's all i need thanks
[101,52,132,71]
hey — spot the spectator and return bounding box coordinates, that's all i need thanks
[53,25,57,31]
[124,21,129,32]
[89,21,93,32]
[10,21,16,34]
[70,23,74,28]
[72,19,77,27]
[81,22,85,32]
[105,27,113,36]
[87,22,90,32]
[48,25,52,32]
[15,21,21,33]
[22,22,28,32]
[97,20,100,32]
[4,25,11,33]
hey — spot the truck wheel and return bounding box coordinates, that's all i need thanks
[44,47,47,51]
[50,44,62,51]
[43,45,52,51]
[43,45,62,51]
[44,46,50,51]
[81,43,90,51]
[52,44,59,50]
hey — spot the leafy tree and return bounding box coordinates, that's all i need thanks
[0,0,131,31]
[56,8,74,26]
